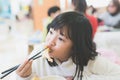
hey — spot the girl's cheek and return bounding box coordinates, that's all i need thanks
[45,36,50,42]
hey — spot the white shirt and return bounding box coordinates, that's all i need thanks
[9,44,120,80]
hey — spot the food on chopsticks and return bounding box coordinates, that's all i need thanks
[42,46,53,62]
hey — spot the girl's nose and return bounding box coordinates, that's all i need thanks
[46,42,56,49]
[47,38,56,48]
[49,42,56,47]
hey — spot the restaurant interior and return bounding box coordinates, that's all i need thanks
[0,0,120,80]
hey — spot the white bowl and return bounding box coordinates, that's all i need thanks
[41,75,66,80]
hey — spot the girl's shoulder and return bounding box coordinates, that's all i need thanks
[88,55,109,66]
[87,55,120,73]
[87,55,111,69]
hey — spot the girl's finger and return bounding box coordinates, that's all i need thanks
[17,59,29,72]
[18,60,33,77]
[23,65,32,77]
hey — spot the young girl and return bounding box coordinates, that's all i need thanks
[10,12,120,80]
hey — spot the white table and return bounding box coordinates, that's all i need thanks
[94,31,120,56]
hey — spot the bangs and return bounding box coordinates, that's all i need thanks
[50,17,65,30]
[59,27,70,39]
[50,19,72,39]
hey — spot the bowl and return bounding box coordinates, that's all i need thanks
[41,75,66,80]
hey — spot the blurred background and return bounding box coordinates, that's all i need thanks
[0,0,120,80]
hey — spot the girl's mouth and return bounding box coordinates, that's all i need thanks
[48,49,53,53]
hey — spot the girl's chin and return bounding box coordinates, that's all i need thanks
[49,53,58,59]
[48,53,54,57]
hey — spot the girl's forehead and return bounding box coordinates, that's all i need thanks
[51,27,69,38]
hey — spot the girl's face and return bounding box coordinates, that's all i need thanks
[108,2,117,14]
[45,28,73,62]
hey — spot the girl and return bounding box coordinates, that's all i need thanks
[10,12,120,80]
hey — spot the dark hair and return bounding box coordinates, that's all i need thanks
[46,23,51,33]
[48,12,98,80]
[48,6,60,16]
[72,0,87,13]
[89,5,97,14]
[107,0,120,15]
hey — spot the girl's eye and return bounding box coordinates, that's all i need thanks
[49,31,53,34]
[58,37,64,41]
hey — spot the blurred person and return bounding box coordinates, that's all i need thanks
[9,11,120,80]
[42,6,61,42]
[86,5,98,17]
[46,5,61,29]
[47,6,61,20]
[99,0,120,28]
[86,6,104,26]
[72,0,98,38]
[26,5,33,19]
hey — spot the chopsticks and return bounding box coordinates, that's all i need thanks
[0,47,48,79]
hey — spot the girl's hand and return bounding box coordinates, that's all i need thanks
[16,59,33,78]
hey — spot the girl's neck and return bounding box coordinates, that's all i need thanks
[57,57,70,63]
[109,11,119,16]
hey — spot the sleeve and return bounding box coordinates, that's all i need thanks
[88,56,120,80]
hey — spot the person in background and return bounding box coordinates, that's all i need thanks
[86,5,98,17]
[47,6,61,20]
[99,0,120,28]
[42,6,61,42]
[72,0,98,38]
[9,11,120,80]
